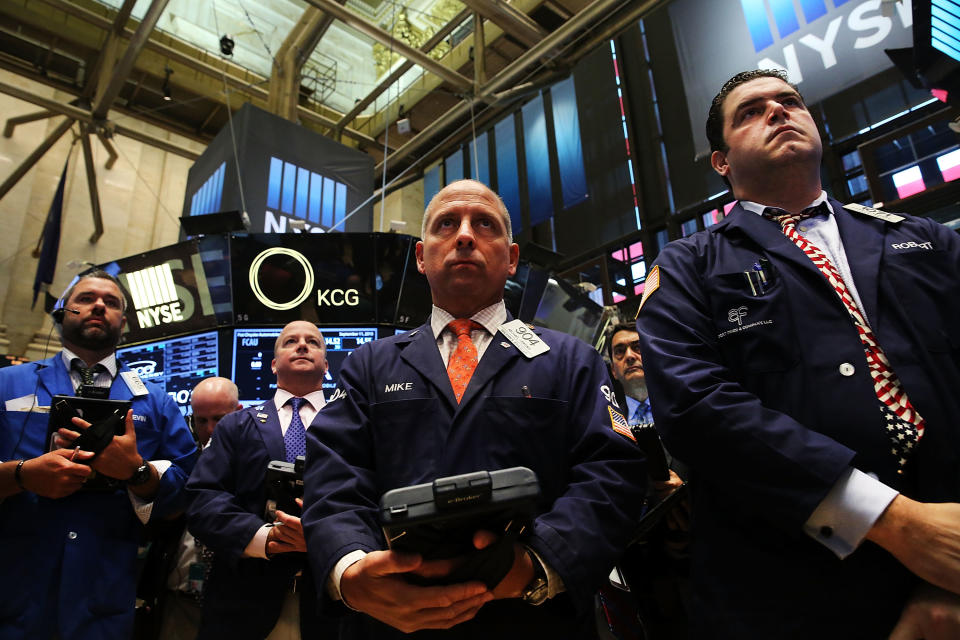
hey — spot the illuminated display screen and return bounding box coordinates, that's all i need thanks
[932,0,960,63]
[231,327,379,406]
[116,331,219,415]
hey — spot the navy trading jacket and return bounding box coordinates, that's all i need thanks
[186,400,325,639]
[302,318,648,638]
[636,199,960,639]
[0,354,197,640]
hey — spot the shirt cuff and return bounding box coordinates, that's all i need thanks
[803,467,899,558]
[327,550,368,607]
[245,524,273,559]
[128,460,171,524]
[526,546,565,601]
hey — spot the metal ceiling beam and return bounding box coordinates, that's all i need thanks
[460,0,547,48]
[0,79,199,160]
[37,0,375,146]
[377,0,662,175]
[334,7,471,136]
[0,117,74,201]
[474,12,486,87]
[3,110,56,137]
[303,0,473,92]
[79,124,104,243]
[92,0,170,119]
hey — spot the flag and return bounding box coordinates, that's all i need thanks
[33,160,68,309]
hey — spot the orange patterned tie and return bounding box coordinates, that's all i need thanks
[447,319,483,403]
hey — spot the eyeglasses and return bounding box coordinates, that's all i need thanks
[611,340,642,360]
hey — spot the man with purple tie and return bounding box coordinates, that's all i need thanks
[186,321,330,639]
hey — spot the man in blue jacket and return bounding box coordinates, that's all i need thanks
[636,69,960,638]
[302,179,648,638]
[0,271,197,639]
[187,321,332,639]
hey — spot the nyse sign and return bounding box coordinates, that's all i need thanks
[747,0,912,84]
[669,0,914,155]
[115,240,218,342]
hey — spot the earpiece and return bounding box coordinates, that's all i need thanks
[51,308,80,323]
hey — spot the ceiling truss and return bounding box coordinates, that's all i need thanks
[0,0,671,226]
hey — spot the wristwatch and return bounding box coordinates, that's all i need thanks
[125,458,151,486]
[520,553,549,605]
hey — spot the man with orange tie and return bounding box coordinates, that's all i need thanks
[186,321,330,639]
[301,179,648,638]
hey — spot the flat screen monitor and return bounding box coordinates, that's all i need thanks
[532,278,605,347]
[231,326,379,406]
[116,330,219,415]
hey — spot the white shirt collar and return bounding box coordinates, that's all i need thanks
[61,347,118,378]
[739,190,829,216]
[273,387,326,412]
[430,300,507,339]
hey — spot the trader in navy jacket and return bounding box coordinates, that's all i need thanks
[636,69,960,639]
[186,320,331,639]
[302,179,648,638]
[0,271,198,640]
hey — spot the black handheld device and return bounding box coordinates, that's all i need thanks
[264,456,304,520]
[46,395,132,490]
[47,395,131,456]
[630,422,670,482]
[379,467,540,587]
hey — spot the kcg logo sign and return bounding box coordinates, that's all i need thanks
[248,247,360,311]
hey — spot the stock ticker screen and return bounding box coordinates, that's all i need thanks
[231,326,379,406]
[116,330,220,415]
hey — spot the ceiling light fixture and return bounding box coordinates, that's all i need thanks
[162,66,173,101]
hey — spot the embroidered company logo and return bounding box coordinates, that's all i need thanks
[189,162,226,216]
[728,306,748,325]
[123,265,185,329]
[737,0,911,83]
[264,157,348,233]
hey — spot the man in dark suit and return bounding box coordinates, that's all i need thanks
[186,321,329,639]
[636,69,960,639]
[301,179,648,638]
[0,270,197,640]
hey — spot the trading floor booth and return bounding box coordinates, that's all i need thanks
[103,230,607,414]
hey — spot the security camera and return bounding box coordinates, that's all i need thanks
[220,35,235,56]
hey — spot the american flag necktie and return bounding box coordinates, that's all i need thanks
[764,204,923,471]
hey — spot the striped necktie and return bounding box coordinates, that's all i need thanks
[764,204,923,471]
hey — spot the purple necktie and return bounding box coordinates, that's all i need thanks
[284,397,307,463]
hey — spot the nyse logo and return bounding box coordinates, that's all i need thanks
[248,247,361,310]
[739,0,912,83]
[124,265,185,329]
[264,157,348,233]
[189,162,226,216]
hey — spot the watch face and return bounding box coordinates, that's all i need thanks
[128,462,151,486]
